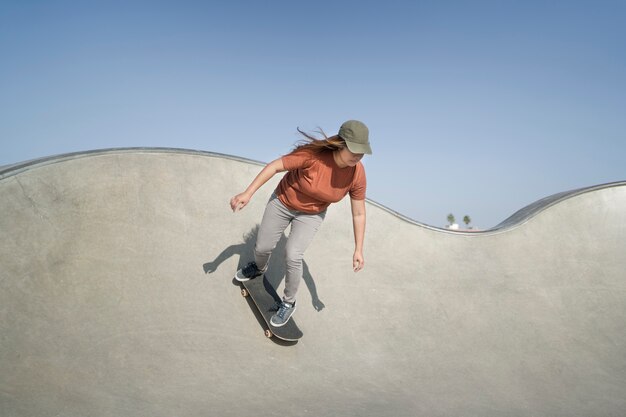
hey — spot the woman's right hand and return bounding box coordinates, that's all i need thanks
[229,158,285,213]
[230,192,251,212]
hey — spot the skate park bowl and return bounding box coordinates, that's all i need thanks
[1,148,625,417]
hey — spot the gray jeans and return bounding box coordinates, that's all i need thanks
[254,194,326,304]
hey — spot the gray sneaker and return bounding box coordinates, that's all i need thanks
[235,262,264,282]
[270,301,296,327]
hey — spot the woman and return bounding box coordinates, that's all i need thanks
[230,120,372,327]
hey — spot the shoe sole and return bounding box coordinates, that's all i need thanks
[234,272,250,282]
[234,271,263,282]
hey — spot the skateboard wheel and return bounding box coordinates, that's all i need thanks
[264,329,273,338]
[241,288,249,297]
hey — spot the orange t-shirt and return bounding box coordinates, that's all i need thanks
[276,149,367,214]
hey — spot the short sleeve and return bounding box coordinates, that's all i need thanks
[281,149,315,171]
[349,163,367,200]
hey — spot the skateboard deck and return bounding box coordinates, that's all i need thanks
[240,275,303,341]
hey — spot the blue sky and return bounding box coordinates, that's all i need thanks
[1,1,624,228]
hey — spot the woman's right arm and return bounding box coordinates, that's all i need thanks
[230,158,286,212]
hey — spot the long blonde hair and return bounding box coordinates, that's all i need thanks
[292,127,346,153]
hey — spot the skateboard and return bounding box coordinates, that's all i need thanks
[240,275,303,341]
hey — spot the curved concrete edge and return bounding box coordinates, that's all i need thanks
[365,181,626,235]
[0,147,266,180]
[492,181,626,231]
[2,147,624,236]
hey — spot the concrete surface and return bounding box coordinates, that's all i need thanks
[1,148,625,417]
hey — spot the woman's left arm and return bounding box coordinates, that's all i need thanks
[350,198,366,272]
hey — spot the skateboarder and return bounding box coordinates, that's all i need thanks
[230,120,372,327]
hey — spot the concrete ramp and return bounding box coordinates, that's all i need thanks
[1,148,625,417]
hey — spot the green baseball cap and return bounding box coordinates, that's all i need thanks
[338,120,372,155]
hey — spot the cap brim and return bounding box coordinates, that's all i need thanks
[345,140,372,155]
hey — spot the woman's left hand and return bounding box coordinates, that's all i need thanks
[353,250,365,272]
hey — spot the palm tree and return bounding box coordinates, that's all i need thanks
[463,215,472,229]
[447,213,455,226]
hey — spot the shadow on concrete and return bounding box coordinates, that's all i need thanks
[203,225,326,312]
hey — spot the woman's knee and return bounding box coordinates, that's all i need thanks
[255,242,275,256]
